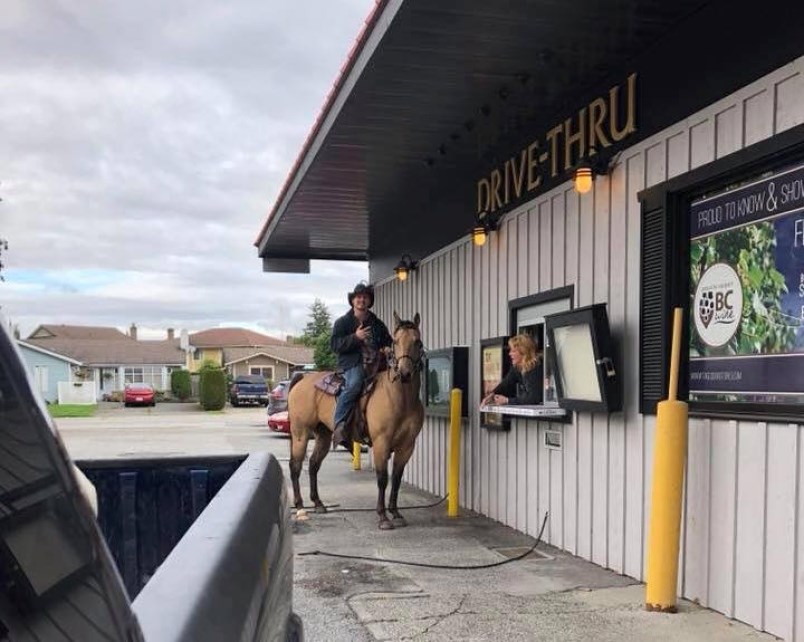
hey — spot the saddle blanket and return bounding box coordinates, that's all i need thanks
[313,372,343,396]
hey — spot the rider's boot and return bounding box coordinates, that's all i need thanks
[332,420,350,449]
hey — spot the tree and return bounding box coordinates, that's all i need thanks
[314,332,336,370]
[300,299,332,347]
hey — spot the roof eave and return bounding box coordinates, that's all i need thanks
[254,0,398,258]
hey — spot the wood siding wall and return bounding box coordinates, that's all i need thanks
[375,56,804,640]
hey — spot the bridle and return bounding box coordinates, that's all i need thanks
[388,323,425,383]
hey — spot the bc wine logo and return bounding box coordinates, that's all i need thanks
[693,263,743,347]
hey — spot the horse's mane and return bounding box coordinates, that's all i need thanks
[288,371,306,392]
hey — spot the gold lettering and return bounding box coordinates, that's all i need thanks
[504,155,511,205]
[563,107,587,172]
[526,142,541,191]
[474,74,638,202]
[610,72,637,142]
[477,178,491,215]
[490,169,503,212]
[588,97,610,153]
[510,149,527,198]
[545,125,562,177]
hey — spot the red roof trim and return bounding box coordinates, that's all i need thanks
[254,0,388,250]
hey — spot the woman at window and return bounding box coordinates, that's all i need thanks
[482,334,543,406]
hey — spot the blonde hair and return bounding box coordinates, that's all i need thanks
[508,334,540,373]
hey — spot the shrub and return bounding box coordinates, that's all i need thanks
[197,359,221,373]
[171,369,192,401]
[199,368,227,411]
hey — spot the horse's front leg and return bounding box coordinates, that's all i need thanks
[373,443,393,530]
[308,426,331,513]
[388,444,414,527]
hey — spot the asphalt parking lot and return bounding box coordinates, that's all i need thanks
[55,401,295,461]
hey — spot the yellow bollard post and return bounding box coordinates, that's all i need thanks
[447,388,462,517]
[352,441,361,471]
[646,308,689,612]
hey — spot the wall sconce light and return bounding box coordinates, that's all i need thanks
[573,153,610,195]
[394,254,418,281]
[471,216,497,247]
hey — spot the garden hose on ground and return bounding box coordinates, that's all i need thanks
[298,512,548,571]
[291,495,447,514]
[323,495,447,513]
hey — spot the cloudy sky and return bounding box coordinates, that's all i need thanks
[0,0,374,340]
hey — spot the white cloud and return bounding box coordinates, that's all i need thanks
[0,0,374,339]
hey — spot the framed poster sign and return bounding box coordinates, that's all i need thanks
[689,158,804,411]
[480,337,511,431]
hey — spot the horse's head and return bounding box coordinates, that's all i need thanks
[390,311,423,383]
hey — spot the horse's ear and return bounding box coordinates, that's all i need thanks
[413,312,421,328]
[393,310,402,329]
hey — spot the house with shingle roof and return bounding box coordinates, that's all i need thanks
[28,324,129,341]
[16,340,82,404]
[23,324,185,400]
[187,327,313,384]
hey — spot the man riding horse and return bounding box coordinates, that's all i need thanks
[330,282,392,447]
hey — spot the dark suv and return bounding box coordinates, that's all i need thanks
[267,380,290,415]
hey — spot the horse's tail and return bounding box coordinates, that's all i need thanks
[288,371,306,392]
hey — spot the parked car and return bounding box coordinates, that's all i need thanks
[267,410,290,434]
[229,375,269,407]
[267,379,290,415]
[124,382,156,407]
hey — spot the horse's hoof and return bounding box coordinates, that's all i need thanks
[313,504,328,514]
[378,519,395,531]
[391,515,407,527]
[295,508,309,522]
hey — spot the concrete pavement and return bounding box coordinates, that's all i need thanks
[291,448,775,642]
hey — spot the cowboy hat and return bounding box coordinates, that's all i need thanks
[348,282,374,308]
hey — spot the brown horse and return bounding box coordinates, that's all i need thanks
[288,312,424,530]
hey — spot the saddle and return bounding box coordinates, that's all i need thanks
[313,353,388,444]
[313,352,388,397]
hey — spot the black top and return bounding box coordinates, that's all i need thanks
[492,362,544,405]
[330,310,392,371]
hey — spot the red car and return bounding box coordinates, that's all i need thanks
[124,383,156,407]
[267,410,290,434]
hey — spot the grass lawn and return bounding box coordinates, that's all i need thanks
[48,404,98,418]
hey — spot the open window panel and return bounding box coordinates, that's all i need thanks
[480,287,576,421]
[545,303,623,413]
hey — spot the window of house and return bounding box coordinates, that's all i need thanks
[509,286,574,408]
[250,366,274,381]
[124,366,162,388]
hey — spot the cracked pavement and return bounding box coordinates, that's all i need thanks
[288,448,775,641]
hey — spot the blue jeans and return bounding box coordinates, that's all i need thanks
[334,365,364,426]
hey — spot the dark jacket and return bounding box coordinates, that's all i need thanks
[493,361,544,405]
[330,310,392,371]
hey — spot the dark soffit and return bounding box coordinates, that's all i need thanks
[255,0,711,264]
